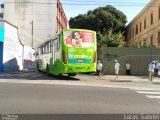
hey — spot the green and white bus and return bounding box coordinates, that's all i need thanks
[37,29,97,76]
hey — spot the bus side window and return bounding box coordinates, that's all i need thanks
[50,40,53,53]
[52,40,55,64]
[57,35,61,59]
[46,42,49,54]
[42,46,45,54]
[40,46,43,55]
[38,47,41,55]
[48,41,51,53]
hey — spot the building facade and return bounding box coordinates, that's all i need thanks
[3,0,67,48]
[126,0,160,47]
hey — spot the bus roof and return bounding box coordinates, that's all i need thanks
[63,29,96,33]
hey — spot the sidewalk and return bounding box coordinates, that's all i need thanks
[102,75,156,82]
[85,74,160,90]
[0,70,160,89]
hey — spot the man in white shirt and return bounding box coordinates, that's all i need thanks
[115,60,120,78]
[125,61,131,75]
[148,61,155,82]
[97,60,103,77]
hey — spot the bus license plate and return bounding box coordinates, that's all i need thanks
[77,59,84,62]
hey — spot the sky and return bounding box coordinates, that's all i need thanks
[61,0,150,25]
[0,0,150,25]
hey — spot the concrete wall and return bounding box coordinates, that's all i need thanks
[2,21,23,71]
[4,0,57,48]
[100,46,160,75]
[0,21,37,71]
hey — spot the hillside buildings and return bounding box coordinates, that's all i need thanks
[126,0,160,47]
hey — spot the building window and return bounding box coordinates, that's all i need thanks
[150,35,153,46]
[129,30,131,39]
[140,22,141,32]
[158,32,160,45]
[132,28,134,38]
[150,13,153,25]
[140,41,142,46]
[159,7,160,20]
[136,24,138,35]
[143,39,147,47]
[144,18,146,29]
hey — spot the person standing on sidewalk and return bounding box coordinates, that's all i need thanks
[154,60,159,77]
[97,60,103,77]
[125,61,131,75]
[115,60,120,79]
[148,61,155,83]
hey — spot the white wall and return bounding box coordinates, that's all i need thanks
[3,22,23,71]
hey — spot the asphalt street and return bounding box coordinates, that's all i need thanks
[0,71,160,114]
[0,82,160,114]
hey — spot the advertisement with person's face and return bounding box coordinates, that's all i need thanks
[64,31,94,47]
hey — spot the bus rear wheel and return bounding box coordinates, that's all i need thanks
[68,73,76,76]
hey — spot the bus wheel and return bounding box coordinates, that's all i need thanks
[46,65,50,76]
[68,73,76,76]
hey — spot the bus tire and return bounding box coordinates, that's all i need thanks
[68,73,76,76]
[46,65,50,76]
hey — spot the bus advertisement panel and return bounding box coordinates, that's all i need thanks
[64,30,96,64]
[64,31,95,47]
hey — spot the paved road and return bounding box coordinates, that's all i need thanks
[0,82,160,114]
[0,71,160,114]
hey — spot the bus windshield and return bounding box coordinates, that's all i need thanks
[64,30,95,47]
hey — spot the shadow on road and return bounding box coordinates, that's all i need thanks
[0,71,80,81]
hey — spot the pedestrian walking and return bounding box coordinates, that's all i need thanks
[125,61,131,75]
[115,60,120,79]
[97,60,103,77]
[148,61,155,83]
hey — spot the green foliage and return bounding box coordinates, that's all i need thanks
[69,5,127,35]
[69,5,127,49]
[98,32,126,48]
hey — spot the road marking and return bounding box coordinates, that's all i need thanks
[135,90,160,104]
[130,87,160,91]
[137,91,160,94]
[146,95,160,99]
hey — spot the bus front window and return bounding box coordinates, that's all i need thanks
[64,31,94,47]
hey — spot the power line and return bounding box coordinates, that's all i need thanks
[3,1,160,9]
[3,1,147,6]
[62,0,147,4]
[3,1,157,7]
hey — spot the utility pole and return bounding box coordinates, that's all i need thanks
[31,20,33,48]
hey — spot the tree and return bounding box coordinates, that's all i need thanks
[69,5,127,36]
[69,5,127,49]
[98,31,126,49]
